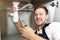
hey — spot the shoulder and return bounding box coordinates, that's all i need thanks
[45,22,60,40]
[48,22,60,29]
[50,22,60,26]
[45,22,60,34]
[45,22,60,31]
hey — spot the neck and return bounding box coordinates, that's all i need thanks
[38,25,44,31]
[37,21,48,31]
[37,22,47,31]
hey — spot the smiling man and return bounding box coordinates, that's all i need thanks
[34,6,49,40]
[10,5,60,40]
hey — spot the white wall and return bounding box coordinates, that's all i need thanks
[44,0,56,23]
[53,1,60,22]
[44,0,60,23]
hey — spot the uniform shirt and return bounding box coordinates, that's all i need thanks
[36,22,60,40]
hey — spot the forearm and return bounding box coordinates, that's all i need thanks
[14,18,27,32]
[14,19,21,30]
[29,34,46,40]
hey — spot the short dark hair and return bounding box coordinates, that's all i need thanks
[34,5,48,14]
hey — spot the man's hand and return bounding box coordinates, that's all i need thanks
[15,22,35,40]
[18,27,34,40]
[10,6,16,13]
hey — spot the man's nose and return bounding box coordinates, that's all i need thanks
[37,14,40,18]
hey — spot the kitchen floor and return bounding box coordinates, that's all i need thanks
[2,35,26,40]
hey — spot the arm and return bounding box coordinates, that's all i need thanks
[52,22,60,40]
[29,33,46,40]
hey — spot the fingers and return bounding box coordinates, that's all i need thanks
[20,34,26,39]
[17,26,24,33]
[10,6,16,13]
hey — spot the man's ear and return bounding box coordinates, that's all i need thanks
[46,14,48,20]
[45,15,48,23]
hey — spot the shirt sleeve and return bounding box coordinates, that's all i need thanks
[51,22,60,40]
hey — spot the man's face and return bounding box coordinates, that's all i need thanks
[34,8,48,26]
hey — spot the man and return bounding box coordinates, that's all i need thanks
[10,5,60,40]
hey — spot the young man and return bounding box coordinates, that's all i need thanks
[10,5,60,40]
